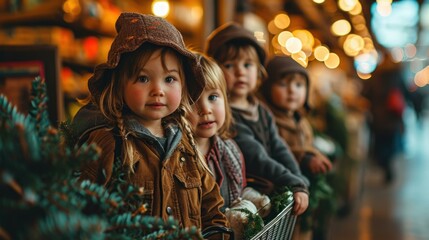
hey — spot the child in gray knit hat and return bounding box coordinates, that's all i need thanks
[205,22,309,216]
[72,12,228,232]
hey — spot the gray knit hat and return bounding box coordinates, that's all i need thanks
[88,12,205,102]
[205,22,266,65]
[262,55,310,110]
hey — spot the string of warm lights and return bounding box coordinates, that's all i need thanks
[148,0,428,87]
[266,0,379,80]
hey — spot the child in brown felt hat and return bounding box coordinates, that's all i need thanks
[205,22,310,216]
[72,12,228,232]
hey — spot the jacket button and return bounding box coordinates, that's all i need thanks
[166,206,173,215]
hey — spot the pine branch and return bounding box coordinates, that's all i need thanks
[28,76,50,137]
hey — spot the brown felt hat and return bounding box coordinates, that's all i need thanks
[88,12,205,102]
[205,22,266,65]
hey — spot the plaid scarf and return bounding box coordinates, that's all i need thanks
[206,136,244,203]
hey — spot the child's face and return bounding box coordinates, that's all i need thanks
[220,53,259,101]
[270,73,307,112]
[124,49,182,124]
[189,87,226,139]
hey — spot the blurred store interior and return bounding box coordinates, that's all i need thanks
[1,0,428,239]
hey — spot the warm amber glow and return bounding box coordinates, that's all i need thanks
[268,20,281,35]
[354,23,366,31]
[272,35,282,49]
[62,0,81,22]
[313,0,325,3]
[377,0,393,4]
[286,37,303,54]
[152,0,170,18]
[338,0,358,12]
[332,19,352,36]
[324,53,340,69]
[291,51,308,67]
[277,31,293,46]
[293,30,315,50]
[414,67,429,87]
[357,71,372,80]
[343,34,364,57]
[274,13,290,29]
[351,15,366,25]
[281,46,292,55]
[314,45,330,61]
[349,1,362,15]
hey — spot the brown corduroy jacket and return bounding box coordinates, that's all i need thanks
[79,128,228,230]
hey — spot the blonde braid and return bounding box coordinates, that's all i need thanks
[178,107,213,176]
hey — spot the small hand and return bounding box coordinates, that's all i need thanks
[293,191,309,215]
[308,154,332,174]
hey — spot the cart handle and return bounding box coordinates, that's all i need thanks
[201,225,235,240]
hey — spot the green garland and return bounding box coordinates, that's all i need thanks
[269,187,294,219]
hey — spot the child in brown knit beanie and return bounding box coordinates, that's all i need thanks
[260,55,334,239]
[205,22,309,216]
[259,55,332,175]
[72,12,228,232]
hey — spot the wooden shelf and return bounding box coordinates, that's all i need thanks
[0,1,116,38]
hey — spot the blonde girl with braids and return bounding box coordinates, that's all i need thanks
[187,53,246,209]
[72,13,228,230]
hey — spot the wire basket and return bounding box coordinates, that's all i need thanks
[202,200,296,240]
[250,200,296,240]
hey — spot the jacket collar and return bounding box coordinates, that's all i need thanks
[126,118,183,160]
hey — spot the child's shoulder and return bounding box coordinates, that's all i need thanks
[86,128,116,144]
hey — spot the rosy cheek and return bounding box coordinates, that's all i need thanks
[127,87,144,96]
[170,90,182,107]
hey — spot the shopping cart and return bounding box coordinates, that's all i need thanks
[202,200,296,240]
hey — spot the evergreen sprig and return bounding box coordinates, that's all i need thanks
[28,76,50,137]
[269,187,294,216]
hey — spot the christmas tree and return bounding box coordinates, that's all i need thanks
[0,77,203,240]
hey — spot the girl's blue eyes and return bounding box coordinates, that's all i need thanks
[208,94,219,101]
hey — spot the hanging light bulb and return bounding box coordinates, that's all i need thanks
[286,37,302,54]
[152,0,170,18]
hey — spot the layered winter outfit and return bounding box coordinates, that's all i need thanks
[260,56,325,170]
[72,12,227,230]
[205,22,309,195]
